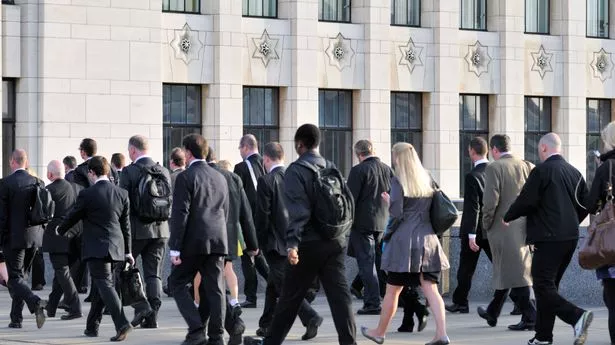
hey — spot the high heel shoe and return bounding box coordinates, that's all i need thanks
[425,336,450,345]
[361,326,385,344]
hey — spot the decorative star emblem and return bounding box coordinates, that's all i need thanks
[591,48,615,82]
[325,32,355,71]
[170,23,204,65]
[464,41,492,77]
[252,29,280,68]
[398,38,424,74]
[531,45,554,79]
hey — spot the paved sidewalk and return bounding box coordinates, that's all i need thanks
[0,286,611,345]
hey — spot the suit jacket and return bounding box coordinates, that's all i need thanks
[0,170,44,249]
[57,180,131,261]
[119,157,171,240]
[169,161,229,256]
[65,170,75,183]
[347,157,393,233]
[255,166,288,257]
[482,155,533,290]
[504,155,589,244]
[43,179,83,253]
[170,167,185,190]
[459,162,488,239]
[209,163,258,257]
[233,153,265,213]
[73,159,119,189]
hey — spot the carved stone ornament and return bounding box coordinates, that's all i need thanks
[464,41,492,77]
[325,32,355,71]
[398,37,424,74]
[170,23,204,65]
[590,48,615,82]
[252,29,280,68]
[530,45,554,79]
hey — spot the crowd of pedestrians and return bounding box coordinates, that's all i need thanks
[0,121,613,345]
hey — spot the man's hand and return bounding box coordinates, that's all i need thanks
[171,255,182,266]
[469,237,480,252]
[125,253,135,266]
[287,248,299,265]
[381,192,390,205]
[246,249,259,257]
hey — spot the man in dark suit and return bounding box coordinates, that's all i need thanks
[169,134,229,345]
[120,135,170,328]
[163,147,186,298]
[233,134,270,308]
[0,149,48,329]
[253,142,322,340]
[56,156,134,342]
[43,160,83,320]
[446,137,492,314]
[63,155,77,183]
[346,140,393,315]
[73,138,119,188]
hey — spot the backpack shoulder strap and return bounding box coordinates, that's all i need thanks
[294,159,320,175]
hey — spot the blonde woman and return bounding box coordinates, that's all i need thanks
[362,142,450,345]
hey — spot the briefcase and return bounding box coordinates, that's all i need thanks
[119,264,147,307]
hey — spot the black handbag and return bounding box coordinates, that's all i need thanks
[430,188,458,236]
[119,263,147,307]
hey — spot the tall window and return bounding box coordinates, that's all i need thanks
[243,0,277,18]
[2,79,15,177]
[459,94,489,196]
[243,87,279,154]
[524,97,552,164]
[587,0,609,38]
[460,0,486,30]
[319,90,353,177]
[391,0,420,27]
[587,99,611,187]
[319,0,351,22]
[525,0,549,34]
[163,0,200,13]
[391,92,422,158]
[163,84,202,169]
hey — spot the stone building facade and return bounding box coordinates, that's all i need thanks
[0,0,613,200]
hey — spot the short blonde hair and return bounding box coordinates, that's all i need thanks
[603,121,615,151]
[391,142,433,198]
[218,160,232,172]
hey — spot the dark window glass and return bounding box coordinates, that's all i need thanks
[319,0,351,22]
[243,0,277,17]
[459,94,489,196]
[587,0,609,38]
[163,0,200,13]
[391,0,420,27]
[1,0,15,4]
[2,79,15,177]
[319,90,353,177]
[587,99,611,188]
[525,0,549,34]
[163,84,202,169]
[460,0,487,30]
[391,92,422,158]
[243,87,279,154]
[524,96,552,164]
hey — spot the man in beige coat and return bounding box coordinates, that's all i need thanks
[478,134,537,331]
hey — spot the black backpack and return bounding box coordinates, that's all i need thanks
[133,164,172,223]
[28,182,55,226]
[295,160,354,240]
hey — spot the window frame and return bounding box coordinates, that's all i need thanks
[524,96,552,164]
[163,83,202,169]
[243,0,278,18]
[587,0,610,38]
[242,86,280,154]
[162,0,200,14]
[318,89,353,177]
[586,98,612,187]
[525,0,550,35]
[319,0,352,23]
[2,79,16,178]
[390,92,423,158]
[459,0,487,31]
[390,0,421,28]
[459,94,489,196]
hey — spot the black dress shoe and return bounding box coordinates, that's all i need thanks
[508,321,535,331]
[417,312,428,332]
[255,327,267,337]
[34,300,47,329]
[110,324,132,342]
[181,330,208,345]
[510,305,522,316]
[445,303,469,314]
[84,328,98,337]
[8,322,22,329]
[45,306,56,318]
[477,306,497,327]
[302,315,323,340]
[240,301,256,308]
[228,333,242,345]
[61,312,83,321]
[84,295,92,303]
[32,284,44,291]
[243,336,264,345]
[130,309,153,327]
[357,307,382,315]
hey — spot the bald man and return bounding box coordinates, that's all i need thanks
[43,160,83,320]
[504,133,593,345]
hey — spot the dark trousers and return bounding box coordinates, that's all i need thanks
[603,278,615,344]
[241,251,269,303]
[70,237,89,292]
[3,245,41,323]
[27,249,46,288]
[86,259,129,332]
[131,238,166,313]
[532,240,584,342]
[170,254,225,342]
[264,240,356,345]
[47,253,81,315]
[486,286,536,323]
[452,234,492,306]
[349,231,382,309]
[259,253,319,330]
